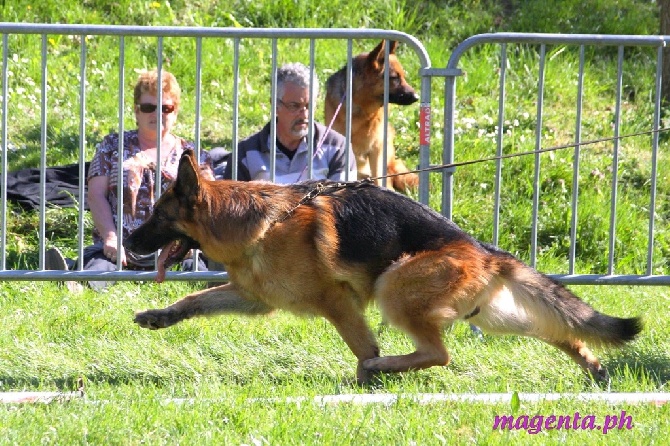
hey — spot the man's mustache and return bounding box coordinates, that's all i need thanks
[292,119,309,127]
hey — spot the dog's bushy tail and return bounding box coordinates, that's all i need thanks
[387,158,419,193]
[475,247,643,347]
[584,308,642,347]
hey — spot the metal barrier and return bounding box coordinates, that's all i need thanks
[438,33,670,285]
[0,24,430,281]
[2,26,669,286]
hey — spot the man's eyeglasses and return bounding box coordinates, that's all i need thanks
[278,99,309,113]
[138,103,176,114]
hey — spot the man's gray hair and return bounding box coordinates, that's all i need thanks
[276,62,319,100]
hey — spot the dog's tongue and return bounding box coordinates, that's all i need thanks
[155,241,176,283]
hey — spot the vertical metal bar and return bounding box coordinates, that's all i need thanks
[269,39,278,182]
[381,39,390,188]
[493,43,507,246]
[194,37,203,160]
[153,39,165,271]
[1,34,8,271]
[231,37,240,180]
[417,73,431,205]
[76,34,87,271]
[39,34,48,270]
[569,45,585,275]
[155,37,164,196]
[442,76,456,220]
[530,44,546,268]
[116,36,125,270]
[647,46,662,275]
[192,36,203,271]
[307,38,316,179]
[344,40,353,182]
[608,46,624,275]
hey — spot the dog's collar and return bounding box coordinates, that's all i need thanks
[272,180,373,227]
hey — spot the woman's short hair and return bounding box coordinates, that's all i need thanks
[133,69,181,109]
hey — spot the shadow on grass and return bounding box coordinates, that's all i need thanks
[0,373,206,393]
[2,354,666,394]
[0,376,83,393]
[605,350,670,387]
[9,126,93,171]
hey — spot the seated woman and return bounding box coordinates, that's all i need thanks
[46,68,213,291]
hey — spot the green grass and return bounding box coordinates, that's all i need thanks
[0,280,668,444]
[1,0,669,444]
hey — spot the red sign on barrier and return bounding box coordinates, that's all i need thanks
[420,103,431,145]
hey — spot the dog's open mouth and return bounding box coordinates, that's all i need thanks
[156,238,193,283]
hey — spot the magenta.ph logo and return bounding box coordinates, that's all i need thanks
[493,410,633,434]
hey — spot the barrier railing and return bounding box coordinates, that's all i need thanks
[0,23,430,281]
[440,33,670,285]
[3,27,669,285]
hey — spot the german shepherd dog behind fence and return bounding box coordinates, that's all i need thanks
[325,40,420,193]
[125,149,642,385]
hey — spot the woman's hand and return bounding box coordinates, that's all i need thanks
[88,175,127,266]
[103,234,127,266]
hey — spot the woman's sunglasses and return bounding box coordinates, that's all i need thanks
[138,103,175,114]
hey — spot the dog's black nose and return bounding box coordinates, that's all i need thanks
[389,90,419,106]
[399,92,419,105]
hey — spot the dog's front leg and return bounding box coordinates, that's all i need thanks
[134,282,273,329]
[320,306,380,385]
[367,147,383,188]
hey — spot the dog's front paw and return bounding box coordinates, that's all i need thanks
[134,309,175,329]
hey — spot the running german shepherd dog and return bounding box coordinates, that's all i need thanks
[125,149,642,385]
[325,40,419,193]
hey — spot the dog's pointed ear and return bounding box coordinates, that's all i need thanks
[388,40,398,55]
[174,149,201,197]
[368,40,398,69]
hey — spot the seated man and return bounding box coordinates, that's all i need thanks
[223,62,357,183]
[207,63,357,284]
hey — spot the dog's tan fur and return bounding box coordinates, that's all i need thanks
[125,150,642,385]
[325,40,419,193]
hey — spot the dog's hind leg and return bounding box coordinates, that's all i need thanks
[549,339,609,381]
[363,318,450,373]
[134,282,273,329]
[471,299,608,381]
[363,249,484,374]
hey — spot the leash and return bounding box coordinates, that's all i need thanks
[296,94,347,181]
[274,126,670,225]
[269,94,351,228]
[367,127,670,184]
[272,180,369,227]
